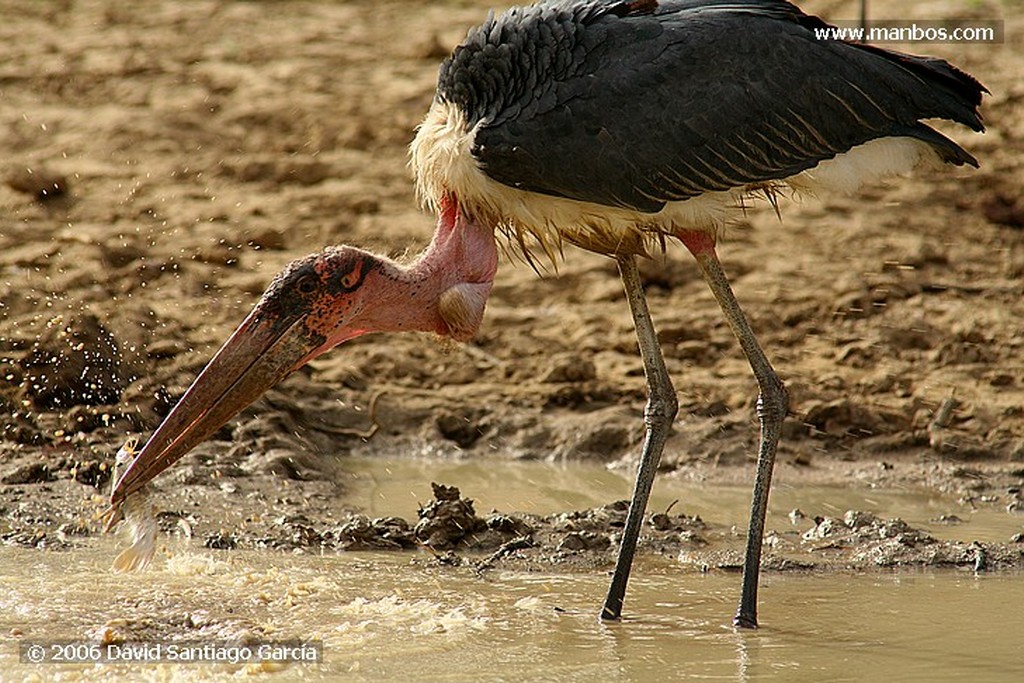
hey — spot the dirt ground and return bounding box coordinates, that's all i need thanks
[1,0,1023,574]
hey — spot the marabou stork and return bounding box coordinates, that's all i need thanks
[110,0,985,628]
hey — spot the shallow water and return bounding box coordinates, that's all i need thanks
[343,457,1022,544]
[2,458,1022,682]
[2,544,1023,682]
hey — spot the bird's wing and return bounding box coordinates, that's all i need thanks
[442,0,984,212]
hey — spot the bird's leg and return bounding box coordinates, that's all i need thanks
[678,230,788,630]
[601,253,678,621]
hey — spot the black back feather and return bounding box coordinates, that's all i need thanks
[437,0,986,212]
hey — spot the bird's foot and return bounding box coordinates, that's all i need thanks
[733,612,759,630]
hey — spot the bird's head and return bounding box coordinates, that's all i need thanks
[107,247,387,506]
[250,246,387,367]
[111,220,491,507]
[109,205,497,507]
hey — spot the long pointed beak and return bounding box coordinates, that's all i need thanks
[109,306,324,507]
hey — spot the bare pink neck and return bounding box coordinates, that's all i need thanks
[359,195,497,341]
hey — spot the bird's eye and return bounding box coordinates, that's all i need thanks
[296,274,318,294]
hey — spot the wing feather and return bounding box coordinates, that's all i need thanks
[439,0,984,212]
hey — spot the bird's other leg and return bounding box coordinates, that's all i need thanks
[601,253,679,621]
[677,230,788,630]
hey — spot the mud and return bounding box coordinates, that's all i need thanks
[1,0,1023,582]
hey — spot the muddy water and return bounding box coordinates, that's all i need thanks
[2,459,1023,681]
[343,457,1023,544]
[2,543,1023,681]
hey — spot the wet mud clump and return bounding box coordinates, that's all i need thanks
[798,510,1022,571]
[413,483,485,550]
[268,484,535,554]
[95,478,1019,576]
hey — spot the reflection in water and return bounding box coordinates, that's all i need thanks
[1,457,1022,681]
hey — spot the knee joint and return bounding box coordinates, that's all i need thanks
[757,376,788,422]
[645,388,679,426]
